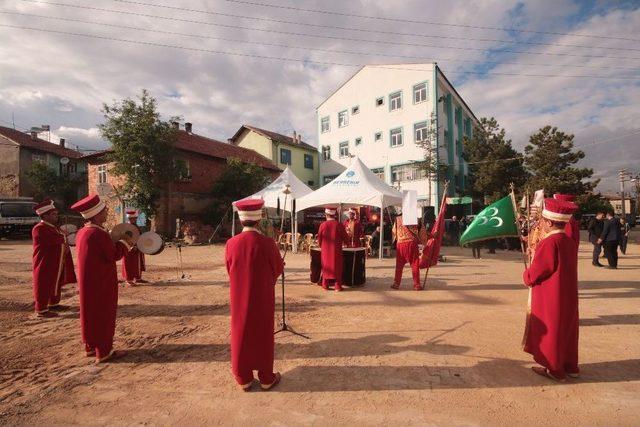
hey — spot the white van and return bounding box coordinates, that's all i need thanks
[0,198,38,238]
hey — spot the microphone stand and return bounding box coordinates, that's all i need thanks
[274,186,309,339]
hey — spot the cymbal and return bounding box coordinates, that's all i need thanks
[110,223,140,244]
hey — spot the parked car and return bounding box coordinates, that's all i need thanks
[0,198,38,238]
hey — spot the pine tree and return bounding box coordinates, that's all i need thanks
[524,126,598,195]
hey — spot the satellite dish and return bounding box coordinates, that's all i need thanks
[97,183,113,196]
[60,157,69,165]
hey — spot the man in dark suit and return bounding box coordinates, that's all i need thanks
[598,212,622,269]
[587,211,605,267]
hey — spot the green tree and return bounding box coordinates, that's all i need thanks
[524,126,598,195]
[26,162,83,209]
[207,158,271,226]
[99,89,178,218]
[576,193,612,215]
[414,113,449,182]
[462,117,528,204]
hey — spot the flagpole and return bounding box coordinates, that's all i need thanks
[422,181,448,288]
[509,183,528,269]
[526,188,531,264]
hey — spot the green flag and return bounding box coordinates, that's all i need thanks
[459,195,518,246]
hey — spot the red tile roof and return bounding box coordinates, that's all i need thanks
[82,130,281,171]
[229,125,317,153]
[0,126,83,158]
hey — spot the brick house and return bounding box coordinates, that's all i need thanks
[82,123,281,235]
[0,126,87,200]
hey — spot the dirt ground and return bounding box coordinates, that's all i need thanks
[0,232,639,426]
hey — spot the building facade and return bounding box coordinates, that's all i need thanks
[83,123,281,235]
[0,126,87,201]
[317,63,478,210]
[229,125,319,188]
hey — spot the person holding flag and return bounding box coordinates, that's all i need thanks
[391,215,430,291]
[522,198,579,382]
[121,210,146,286]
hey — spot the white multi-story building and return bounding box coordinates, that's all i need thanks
[317,63,479,211]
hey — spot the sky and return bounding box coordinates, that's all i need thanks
[0,0,638,194]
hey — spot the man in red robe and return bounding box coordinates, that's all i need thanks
[31,199,76,318]
[317,207,348,291]
[71,194,132,363]
[392,215,429,291]
[343,208,364,248]
[226,199,283,391]
[121,209,146,286]
[554,194,580,250]
[522,198,579,382]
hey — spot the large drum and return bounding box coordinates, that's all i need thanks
[342,247,366,286]
[137,231,165,255]
[310,246,322,284]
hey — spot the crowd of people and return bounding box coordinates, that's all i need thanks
[27,190,633,391]
[587,210,630,269]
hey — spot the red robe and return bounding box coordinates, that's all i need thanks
[122,247,145,281]
[225,228,283,385]
[343,219,364,248]
[564,217,580,249]
[31,221,76,313]
[76,224,129,359]
[317,219,348,286]
[522,230,579,379]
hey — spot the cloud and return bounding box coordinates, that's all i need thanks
[0,0,637,194]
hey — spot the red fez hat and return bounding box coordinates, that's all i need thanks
[553,193,576,202]
[71,194,106,219]
[126,209,139,218]
[34,198,56,216]
[542,198,578,222]
[234,199,264,221]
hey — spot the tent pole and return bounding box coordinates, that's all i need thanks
[291,201,297,254]
[379,199,384,260]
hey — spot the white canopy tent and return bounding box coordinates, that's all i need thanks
[233,167,313,252]
[296,157,403,259]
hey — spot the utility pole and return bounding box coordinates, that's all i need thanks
[618,169,628,221]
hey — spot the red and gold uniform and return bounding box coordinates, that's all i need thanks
[226,199,283,390]
[522,198,579,381]
[392,216,429,290]
[343,209,364,248]
[121,210,146,283]
[31,199,76,315]
[72,195,130,361]
[317,208,348,291]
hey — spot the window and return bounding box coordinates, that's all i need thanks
[455,109,460,125]
[375,97,384,107]
[391,164,426,183]
[390,127,403,147]
[371,167,385,181]
[308,180,314,186]
[304,153,314,169]
[321,116,330,133]
[31,153,46,164]
[455,139,459,156]
[413,82,427,104]
[97,164,108,184]
[322,145,331,161]
[351,105,360,115]
[280,148,292,165]
[414,121,428,143]
[323,175,338,185]
[374,132,382,142]
[338,110,349,128]
[355,137,362,146]
[175,158,191,181]
[389,91,402,111]
[339,141,349,158]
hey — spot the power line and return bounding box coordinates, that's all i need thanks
[574,129,640,149]
[2,23,639,81]
[4,10,638,73]
[109,0,640,53]
[217,0,640,43]
[13,0,640,62]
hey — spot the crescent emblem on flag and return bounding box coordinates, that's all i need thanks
[489,217,503,227]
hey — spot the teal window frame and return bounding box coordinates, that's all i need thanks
[374,131,382,142]
[370,167,385,181]
[413,81,428,104]
[355,136,362,146]
[389,127,403,148]
[338,141,349,158]
[323,174,338,185]
[389,90,402,111]
[338,110,349,128]
[351,105,360,115]
[414,121,428,143]
[320,116,330,133]
[321,145,331,161]
[304,153,314,169]
[280,148,292,165]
